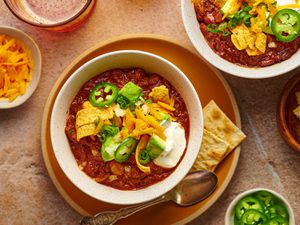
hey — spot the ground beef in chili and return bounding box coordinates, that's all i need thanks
[194,0,300,67]
[65,68,189,190]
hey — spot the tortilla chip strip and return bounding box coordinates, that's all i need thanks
[191,129,230,172]
[203,100,246,154]
[77,124,96,141]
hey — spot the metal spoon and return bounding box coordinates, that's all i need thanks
[80,171,218,225]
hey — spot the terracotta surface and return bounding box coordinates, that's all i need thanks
[0,1,300,225]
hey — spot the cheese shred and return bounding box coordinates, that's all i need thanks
[0,35,33,102]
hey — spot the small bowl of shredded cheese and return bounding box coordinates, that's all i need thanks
[0,26,41,109]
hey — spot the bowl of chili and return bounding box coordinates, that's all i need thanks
[277,73,300,153]
[225,188,295,225]
[50,50,203,205]
[181,0,300,79]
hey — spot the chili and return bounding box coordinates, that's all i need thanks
[65,68,190,190]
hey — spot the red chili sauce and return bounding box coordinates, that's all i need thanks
[194,0,300,67]
[286,80,300,143]
[65,68,189,190]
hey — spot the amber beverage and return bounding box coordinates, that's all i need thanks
[4,0,96,32]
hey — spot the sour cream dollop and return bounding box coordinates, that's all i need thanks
[153,122,186,168]
[277,0,297,5]
[276,0,300,12]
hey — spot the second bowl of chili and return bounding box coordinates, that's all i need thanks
[181,0,300,79]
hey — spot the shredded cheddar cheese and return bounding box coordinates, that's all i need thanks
[93,119,104,136]
[135,135,151,173]
[278,4,300,10]
[157,101,176,111]
[0,35,33,102]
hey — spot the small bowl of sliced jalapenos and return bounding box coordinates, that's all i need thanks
[225,188,295,225]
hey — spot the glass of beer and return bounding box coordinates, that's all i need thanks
[4,0,96,32]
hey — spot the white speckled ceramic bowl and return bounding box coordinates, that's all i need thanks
[50,50,203,205]
[225,188,295,225]
[181,0,300,79]
[0,26,42,109]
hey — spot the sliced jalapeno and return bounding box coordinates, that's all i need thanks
[265,216,289,225]
[114,137,138,163]
[255,191,278,208]
[240,209,268,225]
[266,204,289,220]
[89,82,119,108]
[271,9,300,42]
[234,216,240,225]
[235,196,264,219]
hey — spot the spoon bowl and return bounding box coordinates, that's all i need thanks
[171,171,218,206]
[80,170,218,225]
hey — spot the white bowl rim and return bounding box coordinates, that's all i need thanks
[181,0,300,79]
[0,25,42,109]
[225,188,295,225]
[50,49,203,205]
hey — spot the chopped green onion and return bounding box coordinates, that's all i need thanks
[243,5,252,12]
[222,31,231,36]
[228,19,238,29]
[218,22,228,31]
[227,4,254,29]
[145,99,152,104]
[139,150,150,164]
[116,95,130,109]
[240,11,247,19]
[207,24,219,34]
[243,15,252,26]
[98,125,119,142]
[234,12,241,20]
[207,23,231,36]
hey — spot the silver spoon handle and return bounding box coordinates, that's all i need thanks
[80,195,169,225]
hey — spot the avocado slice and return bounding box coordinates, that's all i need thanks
[159,112,171,127]
[118,82,143,105]
[146,134,166,159]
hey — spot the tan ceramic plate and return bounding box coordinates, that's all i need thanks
[41,34,241,224]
